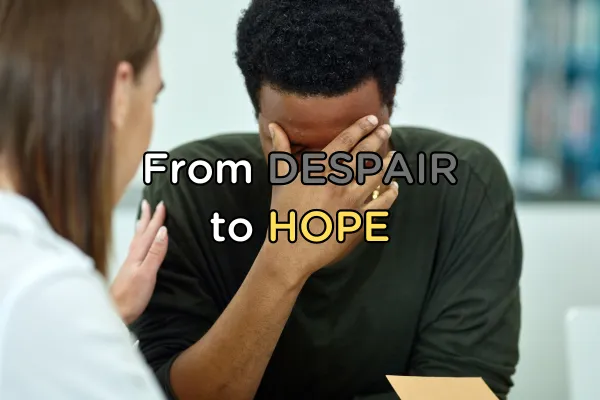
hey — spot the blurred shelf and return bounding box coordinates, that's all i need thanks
[516,0,600,202]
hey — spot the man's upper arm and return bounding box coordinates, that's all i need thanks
[130,181,222,398]
[408,146,523,400]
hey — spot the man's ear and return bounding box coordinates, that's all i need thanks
[387,87,397,118]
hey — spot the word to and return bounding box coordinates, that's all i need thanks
[209,210,390,243]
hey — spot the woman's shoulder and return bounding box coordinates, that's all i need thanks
[0,231,94,296]
[0,191,96,312]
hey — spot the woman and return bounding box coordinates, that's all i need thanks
[0,0,398,399]
[0,0,168,398]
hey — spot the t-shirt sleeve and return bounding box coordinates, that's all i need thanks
[129,180,223,399]
[408,144,522,400]
[1,266,165,400]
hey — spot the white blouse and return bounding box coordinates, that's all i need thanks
[0,191,165,400]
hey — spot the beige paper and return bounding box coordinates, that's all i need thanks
[386,376,498,400]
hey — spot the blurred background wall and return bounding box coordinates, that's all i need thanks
[109,1,600,399]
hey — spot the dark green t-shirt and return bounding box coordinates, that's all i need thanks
[131,126,522,400]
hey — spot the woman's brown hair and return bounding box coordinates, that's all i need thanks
[0,0,161,275]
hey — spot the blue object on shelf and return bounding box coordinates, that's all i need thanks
[517,0,600,201]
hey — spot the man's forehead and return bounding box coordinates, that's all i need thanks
[260,80,385,148]
[280,121,350,149]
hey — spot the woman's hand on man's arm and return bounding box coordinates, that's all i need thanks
[110,200,168,325]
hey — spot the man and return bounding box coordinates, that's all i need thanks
[131,1,522,399]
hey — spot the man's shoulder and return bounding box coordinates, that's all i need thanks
[392,126,500,167]
[392,126,512,199]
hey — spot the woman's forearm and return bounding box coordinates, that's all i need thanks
[170,248,307,400]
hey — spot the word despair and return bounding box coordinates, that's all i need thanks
[269,151,458,185]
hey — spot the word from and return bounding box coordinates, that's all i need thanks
[269,210,390,243]
[269,151,458,186]
[143,151,252,186]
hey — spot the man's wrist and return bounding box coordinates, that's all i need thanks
[254,243,309,293]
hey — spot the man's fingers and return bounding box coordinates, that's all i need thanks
[270,123,291,153]
[269,123,292,177]
[350,124,391,157]
[141,226,168,274]
[354,151,395,197]
[346,124,391,177]
[363,180,399,211]
[322,115,379,156]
